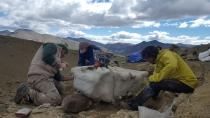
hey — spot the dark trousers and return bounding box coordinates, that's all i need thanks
[128,79,194,110]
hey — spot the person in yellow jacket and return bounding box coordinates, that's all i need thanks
[127,46,198,111]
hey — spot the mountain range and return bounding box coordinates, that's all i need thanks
[0,29,194,55]
[0,29,79,50]
[67,36,193,55]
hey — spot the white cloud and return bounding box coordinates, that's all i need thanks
[80,30,210,45]
[177,17,210,28]
[53,29,86,38]
[162,22,179,27]
[179,22,188,28]
[147,31,170,40]
[85,31,142,44]
[110,31,141,39]
[143,31,210,45]
[2,0,210,32]
[0,0,210,45]
[190,17,210,28]
[132,0,210,20]
[145,32,210,45]
[0,0,163,36]
[132,21,160,28]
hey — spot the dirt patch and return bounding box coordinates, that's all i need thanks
[170,62,210,118]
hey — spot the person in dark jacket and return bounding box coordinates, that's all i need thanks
[78,42,101,66]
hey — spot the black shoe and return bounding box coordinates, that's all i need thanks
[14,83,30,104]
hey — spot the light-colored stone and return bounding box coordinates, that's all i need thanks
[72,66,148,103]
[108,109,138,118]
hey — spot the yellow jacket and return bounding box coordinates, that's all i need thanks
[149,49,198,88]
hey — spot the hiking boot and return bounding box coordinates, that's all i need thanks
[14,83,30,104]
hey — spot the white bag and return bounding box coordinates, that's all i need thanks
[72,66,148,103]
[199,49,210,62]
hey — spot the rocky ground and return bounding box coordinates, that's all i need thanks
[0,36,210,118]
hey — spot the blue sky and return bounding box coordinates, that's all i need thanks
[82,16,210,37]
[0,11,7,17]
[0,0,210,44]
[82,25,210,37]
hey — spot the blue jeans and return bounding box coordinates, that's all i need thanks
[128,79,194,110]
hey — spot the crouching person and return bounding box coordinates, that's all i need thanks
[128,46,198,110]
[14,43,72,106]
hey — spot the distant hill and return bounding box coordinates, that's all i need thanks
[67,37,194,55]
[176,43,194,48]
[123,40,195,55]
[0,29,79,50]
[123,40,172,55]
[67,37,133,52]
[104,43,133,54]
[0,30,13,36]
[187,43,210,54]
[66,37,104,47]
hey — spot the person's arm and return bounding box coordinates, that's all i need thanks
[54,71,73,81]
[149,51,178,82]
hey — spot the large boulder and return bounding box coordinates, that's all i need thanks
[61,94,92,113]
[71,66,148,103]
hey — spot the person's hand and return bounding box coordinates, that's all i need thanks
[60,62,69,69]
[148,69,153,76]
[101,50,107,54]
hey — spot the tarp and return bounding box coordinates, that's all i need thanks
[127,52,144,63]
[198,49,210,62]
[72,66,148,103]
